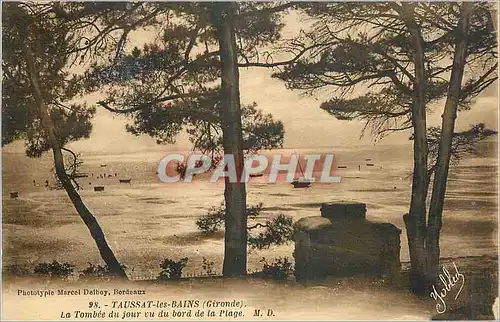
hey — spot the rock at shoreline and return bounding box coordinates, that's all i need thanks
[294,201,401,281]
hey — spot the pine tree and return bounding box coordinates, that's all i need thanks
[273,2,497,294]
[67,2,307,275]
[2,2,131,278]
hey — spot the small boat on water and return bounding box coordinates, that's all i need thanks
[249,173,264,178]
[337,165,347,169]
[290,153,312,189]
[366,163,375,167]
[100,164,107,167]
[119,179,132,184]
[365,158,372,161]
[73,172,89,178]
[291,179,312,188]
[94,186,105,192]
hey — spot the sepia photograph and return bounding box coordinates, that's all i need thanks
[1,1,498,320]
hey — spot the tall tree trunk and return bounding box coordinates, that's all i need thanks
[399,3,429,296]
[23,45,128,279]
[212,2,248,276]
[426,3,473,288]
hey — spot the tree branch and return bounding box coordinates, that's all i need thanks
[247,223,269,230]
[97,92,217,114]
[239,2,296,18]
[238,42,333,68]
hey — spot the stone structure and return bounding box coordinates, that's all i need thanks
[293,201,401,281]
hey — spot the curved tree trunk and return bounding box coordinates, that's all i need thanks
[212,2,248,276]
[23,45,128,279]
[398,3,429,296]
[426,2,473,289]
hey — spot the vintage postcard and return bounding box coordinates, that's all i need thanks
[1,1,498,321]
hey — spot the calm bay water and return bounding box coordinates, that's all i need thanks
[2,142,497,278]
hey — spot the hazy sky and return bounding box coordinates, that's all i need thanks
[4,9,498,155]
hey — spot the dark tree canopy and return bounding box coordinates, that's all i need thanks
[79,3,295,161]
[2,2,185,153]
[273,2,497,140]
[2,2,288,161]
[272,2,497,178]
[2,3,96,156]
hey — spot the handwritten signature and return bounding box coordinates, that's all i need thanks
[430,262,465,314]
